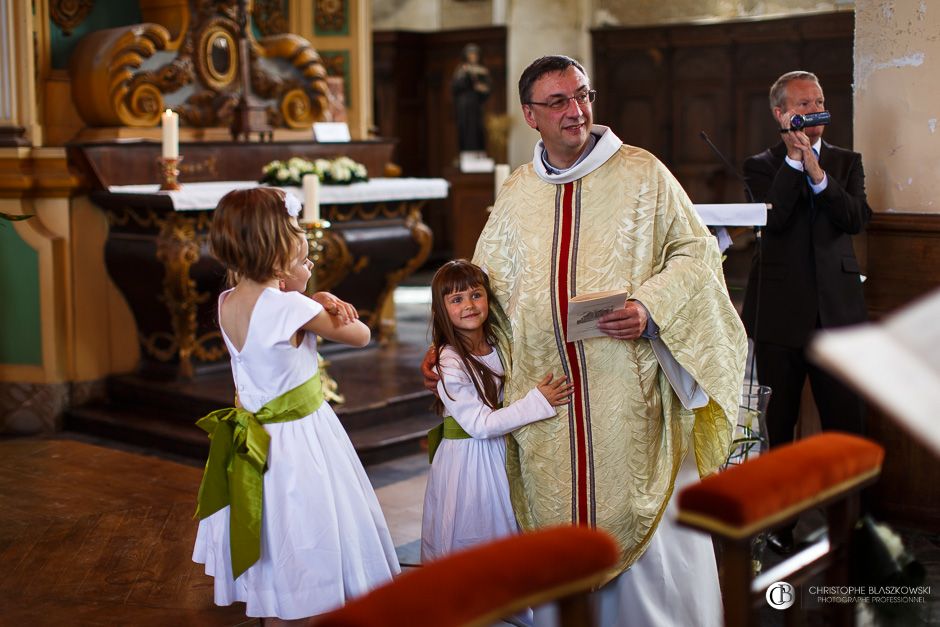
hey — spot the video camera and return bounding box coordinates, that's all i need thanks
[790,111,831,130]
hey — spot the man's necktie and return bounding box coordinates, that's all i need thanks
[807,147,819,218]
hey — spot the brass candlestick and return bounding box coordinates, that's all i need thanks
[158,156,183,191]
[304,219,344,405]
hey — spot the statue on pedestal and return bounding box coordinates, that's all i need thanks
[452,43,493,172]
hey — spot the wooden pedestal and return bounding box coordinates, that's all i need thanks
[444,168,495,261]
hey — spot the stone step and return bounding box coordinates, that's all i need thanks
[64,401,439,467]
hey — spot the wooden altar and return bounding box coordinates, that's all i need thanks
[68,139,446,380]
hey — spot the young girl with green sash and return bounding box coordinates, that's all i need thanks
[421,260,572,568]
[192,187,399,625]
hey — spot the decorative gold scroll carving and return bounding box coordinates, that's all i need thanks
[107,206,225,378]
[325,202,408,223]
[51,0,95,36]
[70,24,172,127]
[252,0,289,36]
[369,200,434,340]
[151,211,226,377]
[313,228,354,293]
[194,18,239,90]
[255,34,331,128]
[67,3,335,131]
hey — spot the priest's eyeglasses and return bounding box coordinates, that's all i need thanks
[526,89,597,111]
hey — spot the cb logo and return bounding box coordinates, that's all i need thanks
[765,581,796,610]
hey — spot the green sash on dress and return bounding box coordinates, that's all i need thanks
[426,344,510,464]
[426,415,471,463]
[194,372,324,579]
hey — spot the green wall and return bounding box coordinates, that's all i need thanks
[49,2,142,70]
[0,226,41,365]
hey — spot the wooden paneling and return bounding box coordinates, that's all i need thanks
[592,12,854,204]
[373,31,426,177]
[862,211,940,528]
[374,27,506,262]
[444,168,494,261]
[373,27,507,179]
[865,212,940,318]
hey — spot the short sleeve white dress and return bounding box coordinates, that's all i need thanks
[420,345,556,562]
[192,288,400,619]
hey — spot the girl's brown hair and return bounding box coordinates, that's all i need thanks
[209,187,305,284]
[430,260,503,415]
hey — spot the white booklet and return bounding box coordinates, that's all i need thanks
[810,287,940,458]
[566,289,708,410]
[566,289,629,342]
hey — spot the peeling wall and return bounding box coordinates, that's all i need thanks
[373,0,494,30]
[594,0,852,26]
[855,0,939,213]
[373,0,444,31]
[374,0,855,30]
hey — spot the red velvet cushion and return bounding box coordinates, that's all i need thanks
[313,525,619,627]
[679,432,883,529]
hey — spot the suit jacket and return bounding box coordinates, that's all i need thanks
[742,140,871,348]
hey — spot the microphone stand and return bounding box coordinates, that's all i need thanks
[698,131,763,394]
[699,131,756,204]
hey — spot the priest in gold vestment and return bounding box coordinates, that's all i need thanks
[474,56,747,626]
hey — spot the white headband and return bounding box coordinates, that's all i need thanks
[284,193,302,218]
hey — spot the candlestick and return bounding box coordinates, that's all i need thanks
[158,156,183,191]
[161,109,179,159]
[302,174,320,223]
[303,219,343,404]
[494,163,510,199]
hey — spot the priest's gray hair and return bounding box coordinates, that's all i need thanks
[769,71,821,111]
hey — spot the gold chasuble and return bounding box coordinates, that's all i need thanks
[474,126,747,579]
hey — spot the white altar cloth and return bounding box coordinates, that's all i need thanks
[108,178,450,211]
[692,203,768,226]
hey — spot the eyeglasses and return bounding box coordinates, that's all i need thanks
[526,89,596,111]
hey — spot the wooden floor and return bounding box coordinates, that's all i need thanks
[0,438,253,626]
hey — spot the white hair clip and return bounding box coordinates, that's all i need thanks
[284,193,302,218]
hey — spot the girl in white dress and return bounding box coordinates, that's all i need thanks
[192,187,400,626]
[421,260,572,564]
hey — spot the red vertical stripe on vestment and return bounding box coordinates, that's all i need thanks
[556,182,589,526]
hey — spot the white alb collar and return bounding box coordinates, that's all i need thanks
[532,125,622,184]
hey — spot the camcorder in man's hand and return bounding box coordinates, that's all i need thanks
[790,111,831,130]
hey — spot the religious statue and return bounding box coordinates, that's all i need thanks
[452,43,492,166]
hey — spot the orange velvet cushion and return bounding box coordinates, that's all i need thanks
[313,525,619,627]
[679,433,883,531]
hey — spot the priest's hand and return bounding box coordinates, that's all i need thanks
[421,346,440,394]
[596,300,648,341]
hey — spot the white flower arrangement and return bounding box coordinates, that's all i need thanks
[260,156,368,186]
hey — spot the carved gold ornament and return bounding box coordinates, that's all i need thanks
[70,24,172,127]
[68,4,334,130]
[195,22,239,91]
[252,0,289,36]
[51,0,95,36]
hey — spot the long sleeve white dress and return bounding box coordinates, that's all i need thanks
[192,288,400,619]
[420,344,555,562]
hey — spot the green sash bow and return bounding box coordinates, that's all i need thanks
[426,415,471,463]
[194,373,324,579]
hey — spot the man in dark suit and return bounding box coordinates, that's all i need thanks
[743,71,871,553]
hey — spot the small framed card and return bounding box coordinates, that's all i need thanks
[313,122,351,143]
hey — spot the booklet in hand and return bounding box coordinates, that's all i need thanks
[566,289,629,342]
[566,288,708,409]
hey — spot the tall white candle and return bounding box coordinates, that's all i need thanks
[494,163,510,199]
[302,174,320,223]
[161,109,179,159]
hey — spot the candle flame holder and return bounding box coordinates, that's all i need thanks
[158,156,183,191]
[303,219,344,404]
